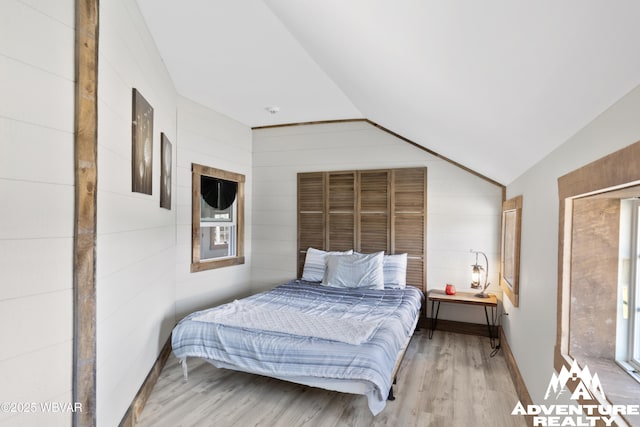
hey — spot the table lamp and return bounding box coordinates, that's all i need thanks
[470,249,490,298]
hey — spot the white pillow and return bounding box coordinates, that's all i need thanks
[383,253,408,289]
[323,251,385,290]
[301,247,352,282]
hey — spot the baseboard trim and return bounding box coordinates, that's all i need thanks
[119,336,172,427]
[500,328,534,426]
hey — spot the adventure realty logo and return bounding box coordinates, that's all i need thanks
[511,361,639,426]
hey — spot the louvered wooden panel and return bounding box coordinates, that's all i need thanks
[299,213,324,250]
[391,168,426,291]
[328,172,355,212]
[298,255,305,278]
[298,167,426,292]
[298,172,326,277]
[406,257,425,289]
[360,214,389,253]
[394,214,425,256]
[394,168,426,213]
[298,173,324,212]
[328,213,355,251]
[298,212,325,277]
[360,171,389,212]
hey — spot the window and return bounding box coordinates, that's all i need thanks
[191,163,245,272]
[618,198,640,379]
[200,174,237,260]
[556,140,640,426]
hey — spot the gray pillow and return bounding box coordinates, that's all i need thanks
[323,251,385,290]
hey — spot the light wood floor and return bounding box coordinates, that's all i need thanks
[136,330,527,427]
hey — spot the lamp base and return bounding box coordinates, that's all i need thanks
[474,292,490,298]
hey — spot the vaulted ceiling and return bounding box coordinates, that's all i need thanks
[137,0,640,184]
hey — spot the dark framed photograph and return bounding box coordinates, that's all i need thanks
[132,88,154,195]
[160,133,172,209]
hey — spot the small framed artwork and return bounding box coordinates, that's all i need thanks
[132,88,154,195]
[500,195,523,307]
[160,133,172,210]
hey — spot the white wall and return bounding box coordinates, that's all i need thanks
[175,96,253,319]
[504,83,640,404]
[0,1,75,426]
[252,121,502,324]
[96,1,178,425]
[0,2,253,424]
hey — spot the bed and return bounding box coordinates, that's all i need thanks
[171,250,424,415]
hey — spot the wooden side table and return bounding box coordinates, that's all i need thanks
[427,289,498,348]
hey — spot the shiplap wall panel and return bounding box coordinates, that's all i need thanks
[0,57,74,132]
[0,1,75,425]
[0,3,74,76]
[97,246,174,321]
[96,0,179,425]
[0,290,72,362]
[0,342,72,425]
[252,128,410,164]
[97,254,174,392]
[0,118,74,184]
[0,238,72,300]
[97,144,135,193]
[15,0,75,26]
[0,180,74,239]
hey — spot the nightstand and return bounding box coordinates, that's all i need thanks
[427,289,498,348]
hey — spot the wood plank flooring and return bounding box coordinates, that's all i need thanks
[136,330,527,427]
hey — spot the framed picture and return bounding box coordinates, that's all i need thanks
[500,195,522,306]
[132,88,153,195]
[160,133,172,210]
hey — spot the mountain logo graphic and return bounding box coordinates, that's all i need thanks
[544,360,606,401]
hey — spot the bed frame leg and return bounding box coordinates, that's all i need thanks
[180,358,189,382]
[387,386,396,401]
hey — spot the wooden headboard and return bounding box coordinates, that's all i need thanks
[297,167,427,292]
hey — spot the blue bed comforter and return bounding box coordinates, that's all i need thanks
[171,279,423,414]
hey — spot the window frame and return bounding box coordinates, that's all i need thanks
[556,140,640,423]
[500,195,522,307]
[621,199,640,373]
[191,163,245,272]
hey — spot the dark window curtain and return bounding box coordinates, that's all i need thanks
[201,176,237,210]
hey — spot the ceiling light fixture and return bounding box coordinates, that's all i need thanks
[265,106,280,115]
